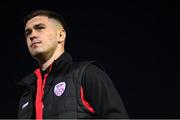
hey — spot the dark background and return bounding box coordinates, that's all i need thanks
[0,0,180,118]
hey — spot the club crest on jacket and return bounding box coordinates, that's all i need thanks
[54,82,66,96]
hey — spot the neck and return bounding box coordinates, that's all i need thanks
[39,47,64,71]
[40,57,55,71]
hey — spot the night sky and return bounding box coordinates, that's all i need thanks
[0,0,180,118]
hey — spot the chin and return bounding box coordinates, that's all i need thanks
[31,50,43,58]
[30,48,43,54]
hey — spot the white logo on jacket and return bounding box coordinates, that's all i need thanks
[54,82,66,96]
[22,101,29,110]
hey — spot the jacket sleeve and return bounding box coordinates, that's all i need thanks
[81,64,128,118]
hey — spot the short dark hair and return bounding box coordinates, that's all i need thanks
[24,10,68,32]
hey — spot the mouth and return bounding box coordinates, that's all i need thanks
[30,41,41,48]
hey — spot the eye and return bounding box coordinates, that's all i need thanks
[37,26,44,29]
[25,29,32,37]
[36,26,45,31]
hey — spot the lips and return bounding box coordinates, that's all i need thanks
[30,41,42,47]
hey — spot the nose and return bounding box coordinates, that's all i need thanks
[29,30,38,41]
[30,36,37,41]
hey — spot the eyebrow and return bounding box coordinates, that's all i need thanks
[25,23,46,36]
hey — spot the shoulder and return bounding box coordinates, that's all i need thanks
[16,72,36,87]
[68,61,103,75]
[17,73,36,100]
[70,60,104,73]
[68,60,107,84]
[81,61,113,88]
[84,63,106,77]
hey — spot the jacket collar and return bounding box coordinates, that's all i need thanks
[17,52,73,87]
[51,52,73,74]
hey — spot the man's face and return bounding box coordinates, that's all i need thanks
[25,16,60,59]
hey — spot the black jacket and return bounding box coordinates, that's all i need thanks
[18,52,128,119]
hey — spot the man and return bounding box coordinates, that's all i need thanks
[17,9,128,119]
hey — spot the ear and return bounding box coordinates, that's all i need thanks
[57,28,66,43]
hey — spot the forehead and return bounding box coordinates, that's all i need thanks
[25,16,51,29]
